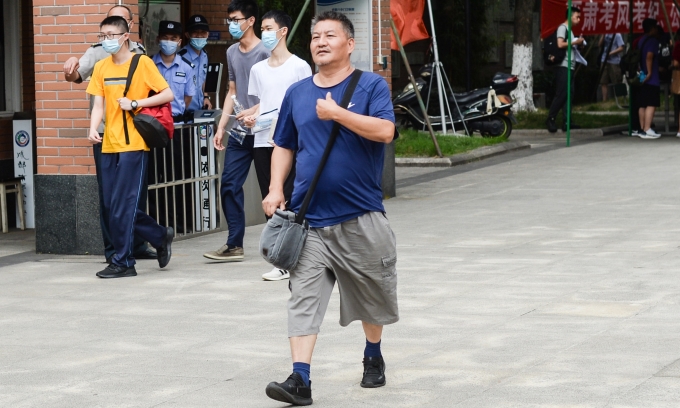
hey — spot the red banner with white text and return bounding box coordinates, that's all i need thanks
[541,0,680,38]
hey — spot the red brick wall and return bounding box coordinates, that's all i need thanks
[186,1,230,40]
[33,1,140,176]
[372,0,392,90]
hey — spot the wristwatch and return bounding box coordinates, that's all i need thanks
[204,95,210,100]
[131,100,138,109]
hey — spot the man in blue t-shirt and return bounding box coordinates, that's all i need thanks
[261,11,398,405]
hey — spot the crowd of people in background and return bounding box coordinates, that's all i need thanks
[546,7,680,140]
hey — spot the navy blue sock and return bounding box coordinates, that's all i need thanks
[364,339,382,358]
[292,362,310,386]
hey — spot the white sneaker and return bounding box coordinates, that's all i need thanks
[640,129,661,139]
[631,130,641,137]
[262,267,290,281]
[675,132,680,138]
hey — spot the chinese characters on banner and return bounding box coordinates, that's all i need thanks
[541,0,680,38]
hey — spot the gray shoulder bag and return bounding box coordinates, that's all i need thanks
[259,69,363,271]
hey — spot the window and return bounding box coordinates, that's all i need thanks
[0,0,22,114]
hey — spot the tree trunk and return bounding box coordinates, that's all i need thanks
[510,0,536,112]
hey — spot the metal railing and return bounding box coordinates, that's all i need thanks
[146,120,222,239]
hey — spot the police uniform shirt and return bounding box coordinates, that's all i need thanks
[152,52,196,117]
[77,41,146,133]
[180,44,208,113]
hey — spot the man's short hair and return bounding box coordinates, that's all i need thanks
[228,0,259,20]
[643,18,658,33]
[311,11,354,39]
[109,5,133,21]
[262,10,292,33]
[566,6,581,18]
[100,16,129,33]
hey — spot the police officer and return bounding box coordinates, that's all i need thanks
[180,15,213,117]
[150,21,196,234]
[62,5,155,263]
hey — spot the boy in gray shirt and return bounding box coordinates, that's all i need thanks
[204,0,270,262]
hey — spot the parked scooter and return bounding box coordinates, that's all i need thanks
[393,64,519,137]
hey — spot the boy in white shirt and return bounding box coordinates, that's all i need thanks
[243,9,312,281]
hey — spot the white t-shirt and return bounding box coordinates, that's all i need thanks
[248,54,313,147]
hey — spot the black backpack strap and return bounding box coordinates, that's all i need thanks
[295,69,363,224]
[122,54,142,145]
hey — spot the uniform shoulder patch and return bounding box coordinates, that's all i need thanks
[181,56,196,69]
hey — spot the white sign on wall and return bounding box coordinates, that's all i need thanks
[316,0,373,72]
[13,120,34,228]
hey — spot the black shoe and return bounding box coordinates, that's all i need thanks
[157,227,173,269]
[105,256,113,264]
[134,247,158,260]
[265,372,313,406]
[96,264,137,279]
[361,356,386,388]
[546,117,557,133]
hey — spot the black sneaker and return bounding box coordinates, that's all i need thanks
[265,372,313,406]
[546,117,557,133]
[361,356,386,388]
[96,264,137,279]
[157,227,173,269]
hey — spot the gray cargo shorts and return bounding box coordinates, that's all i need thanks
[287,211,399,337]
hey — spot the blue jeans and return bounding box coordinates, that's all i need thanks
[94,142,149,259]
[100,151,166,267]
[220,135,255,248]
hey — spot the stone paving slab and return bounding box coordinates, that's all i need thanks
[2,135,680,406]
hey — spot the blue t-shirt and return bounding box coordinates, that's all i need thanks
[273,72,395,228]
[639,35,660,86]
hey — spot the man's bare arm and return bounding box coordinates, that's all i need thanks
[262,147,294,217]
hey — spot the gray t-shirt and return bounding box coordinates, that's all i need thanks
[557,24,577,70]
[601,33,624,65]
[226,41,270,111]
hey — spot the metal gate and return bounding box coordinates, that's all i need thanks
[146,120,222,239]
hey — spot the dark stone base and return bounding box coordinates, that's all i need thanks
[35,174,103,255]
[381,140,396,199]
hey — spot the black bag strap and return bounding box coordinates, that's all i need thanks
[294,69,363,225]
[122,54,143,145]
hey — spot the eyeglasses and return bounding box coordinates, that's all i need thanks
[97,33,126,41]
[227,17,248,24]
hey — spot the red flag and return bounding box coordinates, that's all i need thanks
[391,0,429,50]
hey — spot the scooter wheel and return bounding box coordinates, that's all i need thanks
[484,116,512,138]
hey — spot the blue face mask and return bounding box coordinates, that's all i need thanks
[261,28,283,50]
[229,21,248,39]
[160,40,179,56]
[102,38,123,54]
[190,37,208,50]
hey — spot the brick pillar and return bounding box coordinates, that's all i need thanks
[373,0,392,90]
[32,2,139,255]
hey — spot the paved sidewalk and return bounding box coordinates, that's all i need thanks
[2,134,680,407]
